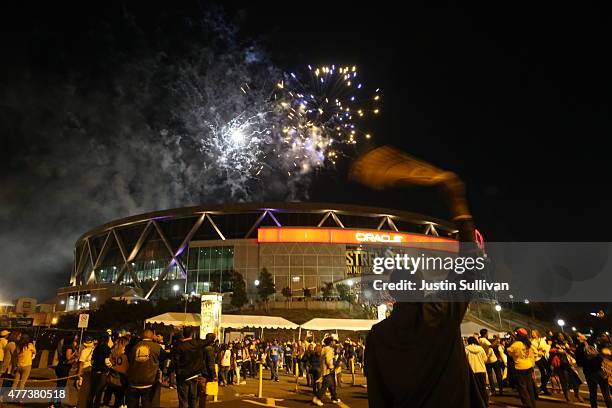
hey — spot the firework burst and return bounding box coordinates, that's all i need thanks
[190,63,380,198]
[275,64,381,165]
[202,111,271,175]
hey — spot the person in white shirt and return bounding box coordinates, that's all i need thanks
[76,337,95,408]
[218,344,232,386]
[531,329,551,395]
[479,329,503,395]
[466,337,488,406]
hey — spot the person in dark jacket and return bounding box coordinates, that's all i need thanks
[197,333,217,408]
[305,343,322,396]
[89,334,112,408]
[550,333,583,402]
[350,145,485,408]
[366,300,477,407]
[172,327,205,408]
[575,332,612,408]
[126,329,166,408]
[54,334,77,407]
[364,221,483,408]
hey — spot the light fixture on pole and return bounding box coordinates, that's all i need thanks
[495,304,502,329]
[557,319,565,332]
[254,279,260,287]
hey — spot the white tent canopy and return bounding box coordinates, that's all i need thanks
[145,314,501,338]
[301,318,503,336]
[300,318,379,332]
[220,315,299,330]
[145,313,299,330]
[145,312,200,327]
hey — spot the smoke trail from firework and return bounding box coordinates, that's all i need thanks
[180,63,381,198]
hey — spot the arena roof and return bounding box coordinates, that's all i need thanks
[77,202,457,244]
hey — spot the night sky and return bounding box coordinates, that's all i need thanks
[1,1,611,301]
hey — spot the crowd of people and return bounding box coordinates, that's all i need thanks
[2,326,365,408]
[61,327,216,408]
[5,322,611,408]
[465,327,612,408]
[0,329,38,389]
[212,336,365,406]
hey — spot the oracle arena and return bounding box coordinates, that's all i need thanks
[57,203,460,311]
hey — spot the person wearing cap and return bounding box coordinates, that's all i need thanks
[76,335,95,408]
[506,328,537,408]
[0,330,9,369]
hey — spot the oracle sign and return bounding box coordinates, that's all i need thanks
[355,232,402,243]
[257,227,458,252]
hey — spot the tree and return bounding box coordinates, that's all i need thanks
[336,283,355,303]
[230,271,248,309]
[57,313,78,329]
[281,286,292,300]
[320,282,335,299]
[56,299,156,331]
[257,268,276,303]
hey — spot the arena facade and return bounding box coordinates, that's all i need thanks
[57,202,460,311]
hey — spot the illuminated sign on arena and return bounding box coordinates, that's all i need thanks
[355,232,402,243]
[257,227,458,252]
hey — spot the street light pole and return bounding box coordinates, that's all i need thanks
[495,304,502,330]
[172,284,186,312]
[557,319,566,333]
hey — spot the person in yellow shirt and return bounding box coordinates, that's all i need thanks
[0,330,9,369]
[11,334,36,389]
[506,328,537,408]
[602,347,612,388]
